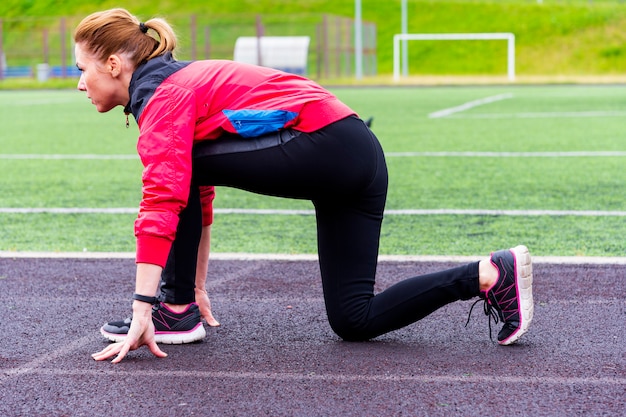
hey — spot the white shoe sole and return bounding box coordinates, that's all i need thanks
[100,323,206,345]
[499,245,534,345]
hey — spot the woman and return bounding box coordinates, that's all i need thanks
[74,8,534,363]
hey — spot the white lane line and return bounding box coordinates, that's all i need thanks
[6,295,623,305]
[2,251,626,265]
[0,208,139,214]
[0,335,94,382]
[3,151,626,159]
[2,208,626,217]
[447,110,626,119]
[4,98,81,106]
[385,151,626,157]
[0,154,138,160]
[428,93,514,119]
[14,368,626,386]
[385,209,626,217]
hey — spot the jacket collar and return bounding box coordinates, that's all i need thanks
[124,52,186,119]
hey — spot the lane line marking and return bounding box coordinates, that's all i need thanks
[3,151,626,160]
[447,110,626,119]
[0,154,138,160]
[0,208,139,214]
[385,151,626,157]
[2,207,626,217]
[12,368,626,386]
[428,93,514,118]
[2,251,626,265]
[4,98,81,106]
[6,296,623,305]
[0,335,93,383]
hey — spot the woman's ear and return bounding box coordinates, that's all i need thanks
[107,54,123,77]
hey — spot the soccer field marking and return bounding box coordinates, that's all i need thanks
[385,151,626,157]
[2,207,626,217]
[0,154,138,160]
[1,98,82,106]
[0,207,139,214]
[428,93,514,119]
[4,151,626,160]
[446,110,626,119]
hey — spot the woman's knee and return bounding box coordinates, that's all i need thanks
[327,311,373,342]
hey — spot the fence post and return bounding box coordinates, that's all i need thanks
[204,26,211,60]
[43,28,49,63]
[322,14,329,78]
[354,0,363,80]
[316,23,321,79]
[334,17,340,77]
[0,19,4,81]
[344,18,352,77]
[255,14,264,66]
[190,14,197,61]
[60,17,67,78]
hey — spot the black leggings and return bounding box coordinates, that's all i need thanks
[162,116,480,341]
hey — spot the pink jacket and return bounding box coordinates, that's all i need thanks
[125,54,356,267]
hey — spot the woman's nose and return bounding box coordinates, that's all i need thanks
[77,73,86,91]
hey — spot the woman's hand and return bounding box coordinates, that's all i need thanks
[195,287,220,327]
[92,301,168,363]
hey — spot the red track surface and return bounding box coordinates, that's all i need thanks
[1,257,624,416]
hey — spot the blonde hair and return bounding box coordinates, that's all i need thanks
[74,8,177,67]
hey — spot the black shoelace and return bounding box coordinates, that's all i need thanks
[465,297,501,342]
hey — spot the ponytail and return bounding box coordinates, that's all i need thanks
[74,8,177,67]
[141,17,177,61]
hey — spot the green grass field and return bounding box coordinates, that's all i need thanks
[1,85,625,256]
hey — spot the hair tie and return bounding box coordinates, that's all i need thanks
[139,22,148,33]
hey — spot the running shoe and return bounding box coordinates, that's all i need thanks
[100,302,206,344]
[468,245,534,345]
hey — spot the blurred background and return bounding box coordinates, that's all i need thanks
[3,0,626,86]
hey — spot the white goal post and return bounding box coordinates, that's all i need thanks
[393,33,516,81]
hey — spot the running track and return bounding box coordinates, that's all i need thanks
[0,254,624,416]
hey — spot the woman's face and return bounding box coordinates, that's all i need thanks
[75,43,130,113]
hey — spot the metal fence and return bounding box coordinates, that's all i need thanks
[0,13,376,81]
